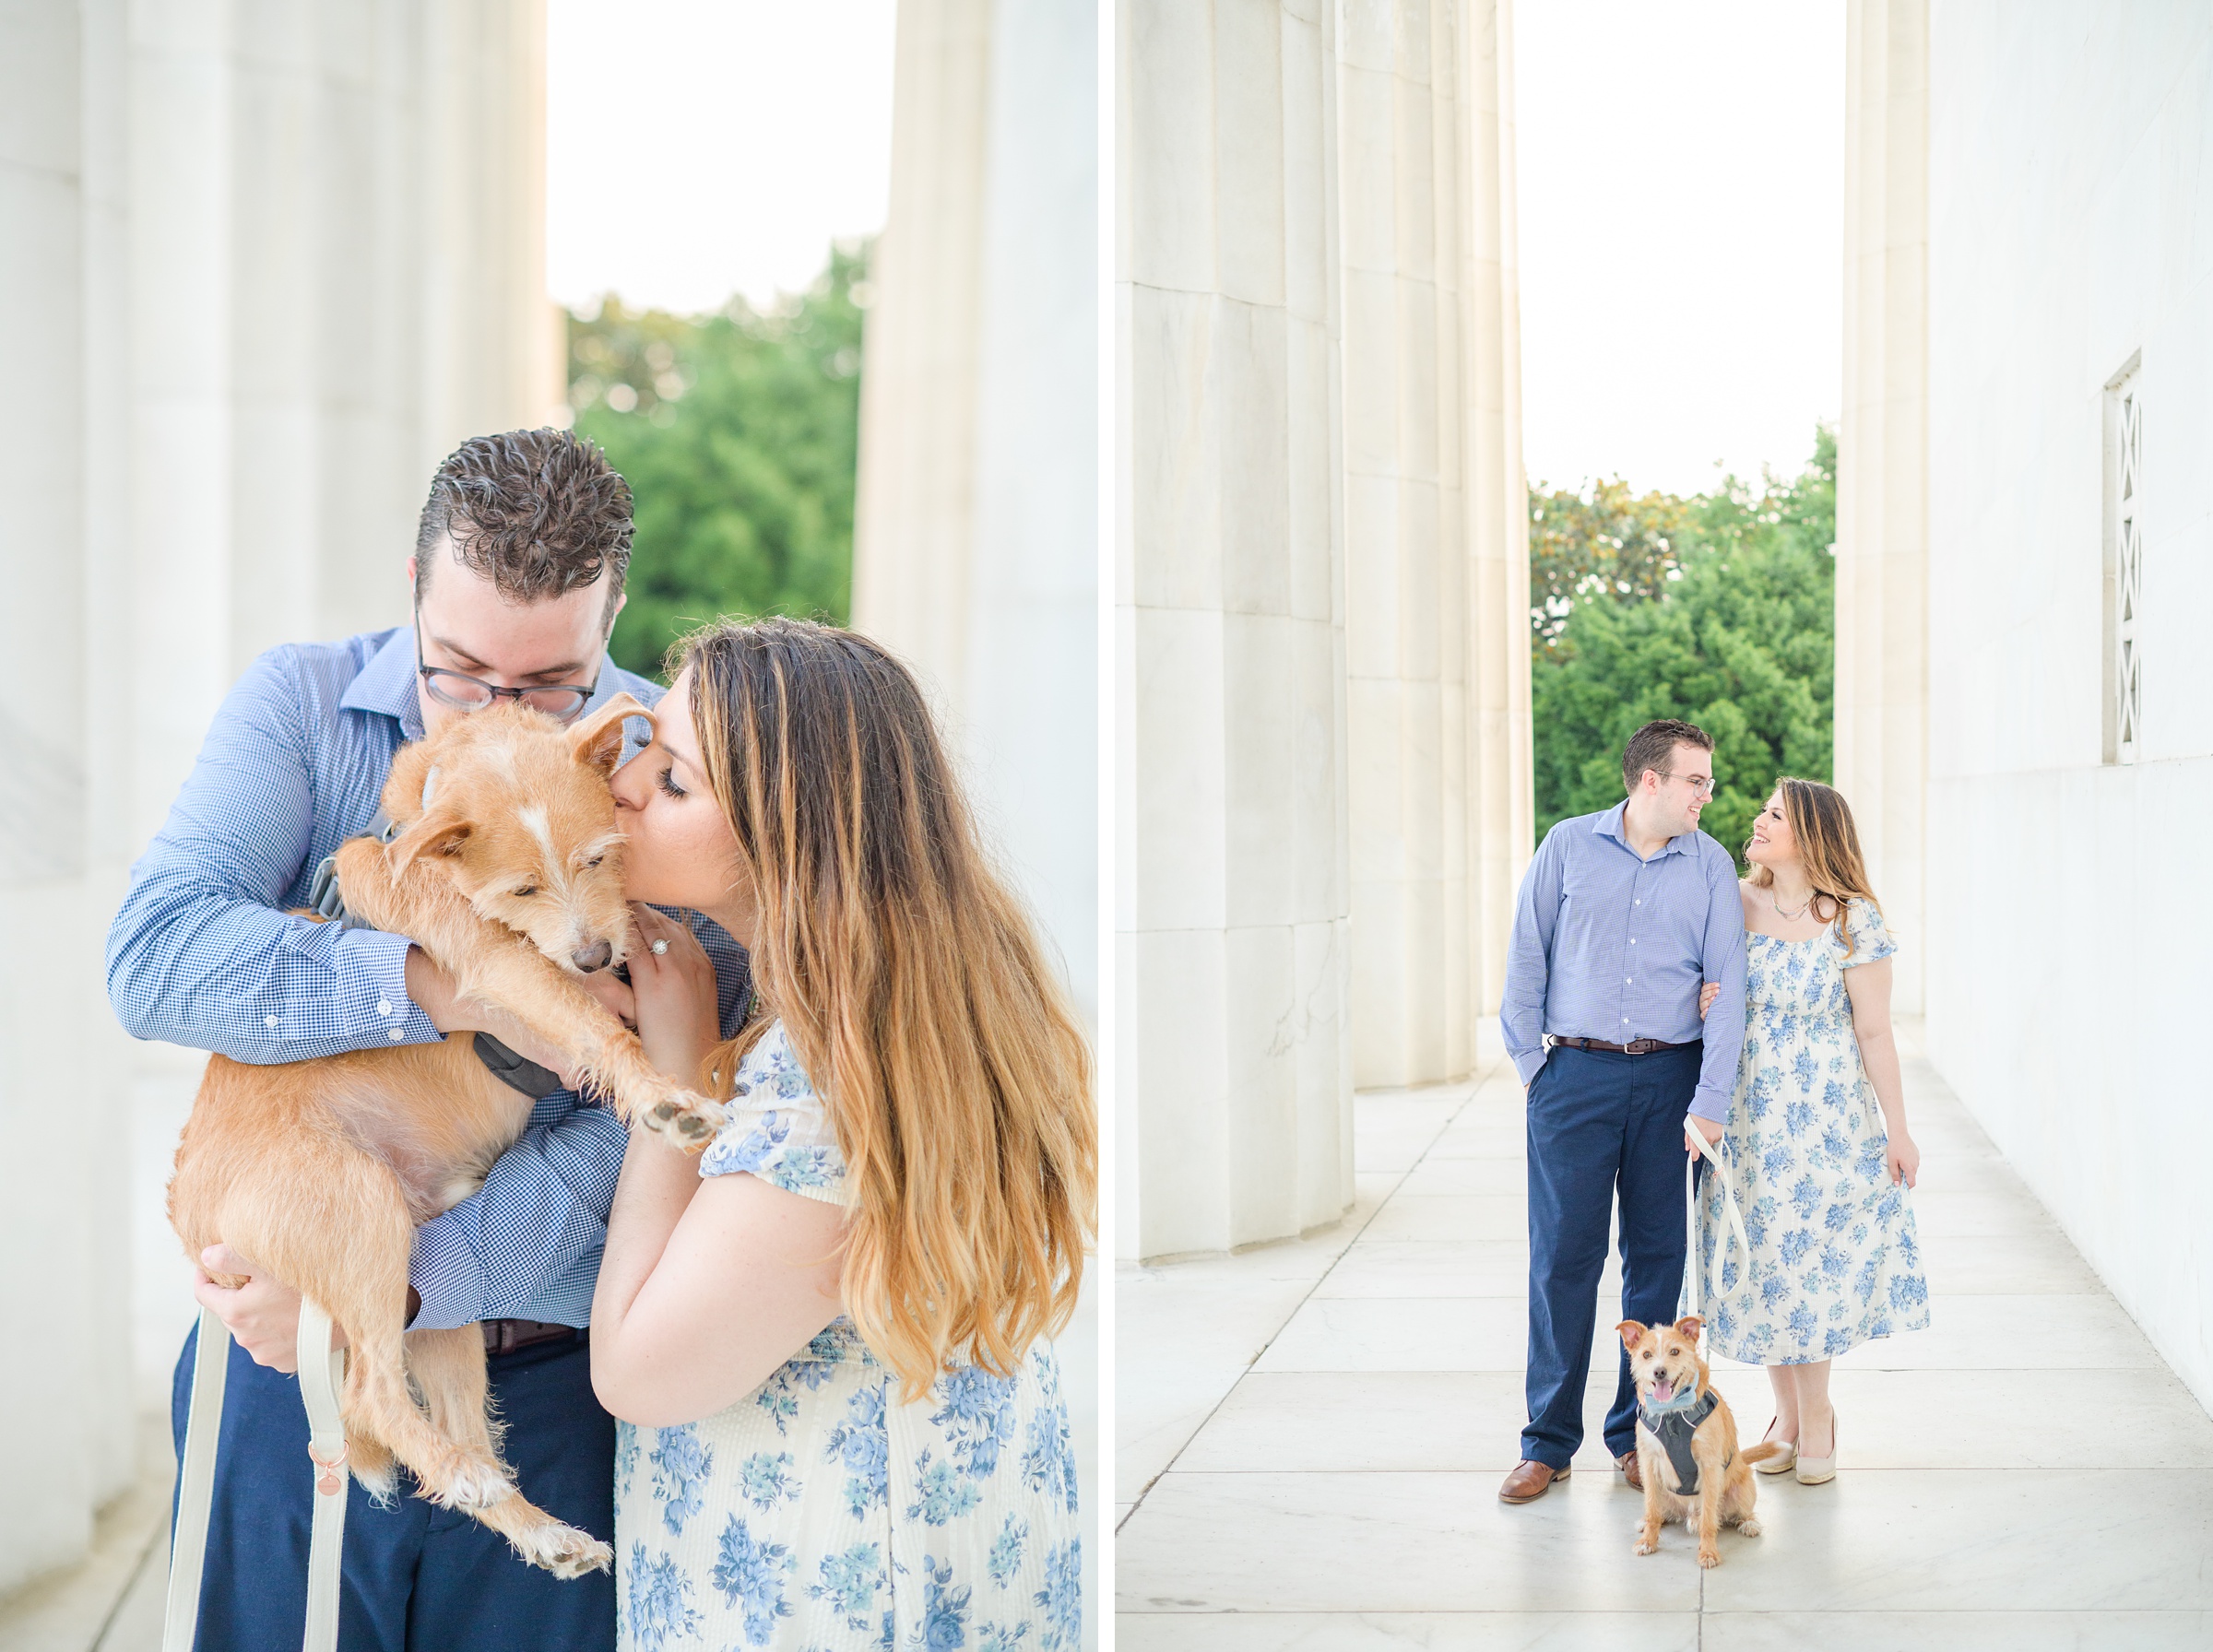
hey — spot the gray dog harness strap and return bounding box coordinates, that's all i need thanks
[1639,1388,1725,1494]
[304,808,563,1099]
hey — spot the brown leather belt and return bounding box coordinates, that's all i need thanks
[482,1318,585,1356]
[1547,1034,1696,1055]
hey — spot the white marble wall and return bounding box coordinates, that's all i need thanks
[1836,0,1929,1015]
[1119,0,1355,1261]
[1340,0,1530,1092]
[0,0,550,1596]
[1920,0,2213,1409]
[852,0,1099,1026]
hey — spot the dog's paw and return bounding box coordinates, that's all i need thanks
[1698,1548,1722,1569]
[1633,1536,1659,1556]
[1736,1517,1761,1538]
[644,1092,727,1153]
[523,1523,614,1578]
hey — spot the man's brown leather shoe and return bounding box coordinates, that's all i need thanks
[1616,1449,1643,1491]
[1497,1459,1568,1504]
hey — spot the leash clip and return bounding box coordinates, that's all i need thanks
[307,1441,349,1497]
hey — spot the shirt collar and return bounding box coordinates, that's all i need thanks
[1595,800,1694,861]
[337,623,621,744]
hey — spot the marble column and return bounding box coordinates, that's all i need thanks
[127,0,556,850]
[852,0,1098,1026]
[0,0,135,1594]
[1459,0,1533,1021]
[1836,0,1927,1012]
[0,0,550,1598]
[1120,0,1352,1259]
[1337,0,1528,1089]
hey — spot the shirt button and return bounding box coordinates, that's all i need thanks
[387,1026,405,1042]
[264,1014,278,1030]
[376,999,393,1018]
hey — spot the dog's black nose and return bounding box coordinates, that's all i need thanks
[572,940,614,972]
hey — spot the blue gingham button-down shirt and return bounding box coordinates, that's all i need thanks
[1500,802,1748,1122]
[106,626,751,1328]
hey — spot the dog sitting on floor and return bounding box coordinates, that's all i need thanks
[168,693,724,1577]
[1617,1316,1785,1568]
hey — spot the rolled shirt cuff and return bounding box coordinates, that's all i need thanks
[347,926,443,1047]
[406,1223,489,1332]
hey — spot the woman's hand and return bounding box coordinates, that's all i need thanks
[626,903,721,1087]
[1698,982,1722,1020]
[1886,1130,1921,1189]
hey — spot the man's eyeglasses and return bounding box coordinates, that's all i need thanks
[413,591,600,724]
[1661,771,1720,799]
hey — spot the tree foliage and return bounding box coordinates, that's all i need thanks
[1528,478,1697,655]
[570,242,867,680]
[1530,427,1838,865]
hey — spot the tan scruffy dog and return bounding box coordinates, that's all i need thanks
[1617,1316,1785,1568]
[169,693,725,1577]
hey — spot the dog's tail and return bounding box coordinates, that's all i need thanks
[1740,1442,1787,1465]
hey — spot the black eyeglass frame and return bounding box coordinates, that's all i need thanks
[411,587,608,726]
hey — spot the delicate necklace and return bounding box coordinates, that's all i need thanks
[1769,884,1814,922]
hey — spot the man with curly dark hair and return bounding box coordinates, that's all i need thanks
[109,429,751,1651]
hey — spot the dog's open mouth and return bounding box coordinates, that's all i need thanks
[1650,1374,1675,1404]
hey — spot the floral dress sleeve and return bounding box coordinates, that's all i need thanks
[695,1020,850,1207]
[1839,896,1899,969]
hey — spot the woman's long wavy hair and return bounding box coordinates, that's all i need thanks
[678,618,1096,1399]
[1746,776,1885,958]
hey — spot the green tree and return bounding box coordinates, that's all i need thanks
[1530,427,1837,865]
[1528,477,1698,656]
[571,242,867,680]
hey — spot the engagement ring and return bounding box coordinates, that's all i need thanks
[650,938,669,955]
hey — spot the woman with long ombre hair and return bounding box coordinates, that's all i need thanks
[587,618,1095,1652]
[1683,776,1927,1489]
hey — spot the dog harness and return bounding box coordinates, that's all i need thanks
[1638,1387,1728,1494]
[306,807,564,1099]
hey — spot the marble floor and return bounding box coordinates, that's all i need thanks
[1115,1021,2213,1650]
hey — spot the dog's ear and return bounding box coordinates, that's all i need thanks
[1674,1315,1705,1342]
[568,691,653,777]
[386,807,472,878]
[1615,1319,1648,1351]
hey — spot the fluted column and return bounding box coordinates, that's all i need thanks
[0,0,551,1599]
[0,1,136,1593]
[126,0,554,849]
[1121,0,1351,1258]
[1460,0,1533,1019]
[1836,0,1928,1011]
[852,0,1098,1025]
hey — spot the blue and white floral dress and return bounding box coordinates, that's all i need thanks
[1685,898,1931,1365]
[613,1021,1084,1652]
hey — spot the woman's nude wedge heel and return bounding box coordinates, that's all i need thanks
[1794,1415,1837,1484]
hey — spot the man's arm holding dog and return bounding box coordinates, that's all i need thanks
[106,646,450,1062]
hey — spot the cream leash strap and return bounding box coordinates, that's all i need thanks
[161,1302,349,1652]
[160,1307,231,1652]
[295,1300,350,1652]
[1682,1116,1751,1335]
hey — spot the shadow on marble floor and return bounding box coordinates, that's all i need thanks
[1114,1019,2213,1649]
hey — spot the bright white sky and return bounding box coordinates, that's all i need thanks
[1514,1,1845,497]
[546,0,899,315]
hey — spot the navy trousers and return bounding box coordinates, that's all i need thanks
[169,1322,616,1652]
[1521,1041,1704,1468]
